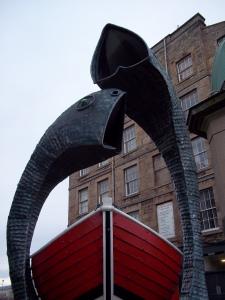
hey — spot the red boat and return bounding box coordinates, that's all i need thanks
[31,199,182,300]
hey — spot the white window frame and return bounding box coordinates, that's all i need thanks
[191,137,208,170]
[79,188,88,215]
[124,165,139,196]
[98,159,109,167]
[128,210,140,221]
[200,188,218,232]
[177,54,193,82]
[180,89,198,119]
[123,125,137,154]
[79,168,89,177]
[98,179,109,204]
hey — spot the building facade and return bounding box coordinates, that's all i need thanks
[188,89,225,299]
[0,285,14,300]
[68,14,225,299]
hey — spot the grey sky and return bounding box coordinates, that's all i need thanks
[1,0,225,286]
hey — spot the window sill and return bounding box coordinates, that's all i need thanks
[197,165,210,172]
[79,174,89,178]
[202,227,221,236]
[98,163,110,169]
[78,210,89,216]
[177,73,195,84]
[197,167,214,180]
[121,147,138,157]
[124,192,140,199]
[167,236,177,242]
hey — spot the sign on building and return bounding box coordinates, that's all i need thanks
[157,201,175,239]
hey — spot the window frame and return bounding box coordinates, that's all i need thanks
[128,210,140,221]
[79,168,89,177]
[180,89,198,119]
[191,137,209,171]
[177,54,193,82]
[153,153,171,186]
[98,159,110,168]
[98,178,109,204]
[78,188,88,215]
[123,125,137,154]
[199,188,219,232]
[124,164,139,196]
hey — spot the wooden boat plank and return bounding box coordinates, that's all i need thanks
[32,227,102,278]
[114,237,179,282]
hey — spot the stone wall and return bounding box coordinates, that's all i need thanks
[68,14,225,247]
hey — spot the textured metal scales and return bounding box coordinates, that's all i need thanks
[91,24,208,299]
[7,89,126,300]
[7,24,208,300]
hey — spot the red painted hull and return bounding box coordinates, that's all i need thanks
[113,213,182,300]
[31,207,182,299]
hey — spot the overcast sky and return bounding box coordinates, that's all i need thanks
[1,0,225,286]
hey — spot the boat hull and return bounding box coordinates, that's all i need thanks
[31,206,182,299]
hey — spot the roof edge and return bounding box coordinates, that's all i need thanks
[152,13,205,50]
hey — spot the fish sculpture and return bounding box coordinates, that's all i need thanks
[7,89,126,299]
[7,24,208,299]
[91,24,208,300]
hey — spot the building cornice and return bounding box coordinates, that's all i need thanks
[152,13,205,52]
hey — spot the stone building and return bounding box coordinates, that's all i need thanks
[0,285,14,300]
[68,14,225,299]
[188,89,225,298]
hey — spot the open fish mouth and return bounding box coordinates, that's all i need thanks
[91,23,150,86]
[7,88,126,300]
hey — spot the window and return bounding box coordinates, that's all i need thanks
[153,154,170,186]
[79,168,89,177]
[177,55,193,82]
[191,137,208,170]
[153,154,166,170]
[98,179,109,203]
[123,125,137,154]
[98,159,109,167]
[157,202,175,239]
[124,165,139,196]
[128,210,140,221]
[200,188,218,231]
[180,89,198,119]
[79,188,88,214]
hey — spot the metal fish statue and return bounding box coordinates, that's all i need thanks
[91,24,208,300]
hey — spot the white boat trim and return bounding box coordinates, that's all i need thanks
[31,197,182,257]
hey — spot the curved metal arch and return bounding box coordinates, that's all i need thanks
[7,89,126,300]
[7,24,209,300]
[91,24,208,300]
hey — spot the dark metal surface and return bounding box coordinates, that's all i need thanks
[91,24,208,299]
[7,89,126,300]
[8,23,208,300]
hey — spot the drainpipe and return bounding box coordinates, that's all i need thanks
[163,37,168,74]
[111,157,116,205]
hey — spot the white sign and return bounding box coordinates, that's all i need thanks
[157,201,175,239]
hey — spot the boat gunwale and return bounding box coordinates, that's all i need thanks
[31,204,182,257]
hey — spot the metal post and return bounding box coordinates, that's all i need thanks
[102,198,114,300]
